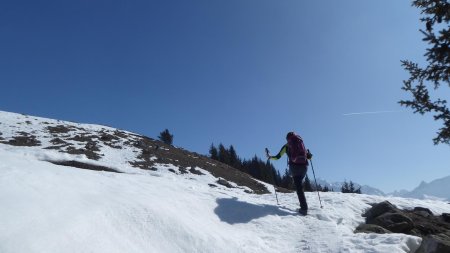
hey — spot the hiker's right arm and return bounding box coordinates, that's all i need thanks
[269,145,287,160]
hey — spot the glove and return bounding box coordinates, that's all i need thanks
[307,149,313,160]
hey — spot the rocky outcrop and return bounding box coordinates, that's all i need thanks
[357,201,450,253]
[417,233,450,253]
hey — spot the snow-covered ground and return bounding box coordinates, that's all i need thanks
[2,146,450,253]
[1,111,450,253]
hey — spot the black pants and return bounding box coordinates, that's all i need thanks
[291,164,308,211]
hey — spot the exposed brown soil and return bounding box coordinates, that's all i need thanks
[128,136,269,194]
[2,122,270,194]
[0,135,41,146]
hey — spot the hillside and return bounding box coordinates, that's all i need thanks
[1,111,450,253]
[0,111,268,194]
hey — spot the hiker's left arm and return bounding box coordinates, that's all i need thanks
[269,145,287,160]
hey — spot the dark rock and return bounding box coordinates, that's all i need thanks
[100,133,117,142]
[48,160,121,173]
[189,167,204,175]
[16,131,29,136]
[217,178,234,188]
[360,201,450,252]
[142,147,153,155]
[410,228,425,237]
[354,224,392,234]
[415,211,433,218]
[2,135,41,146]
[371,212,414,233]
[414,207,433,218]
[69,134,95,143]
[414,223,441,236]
[168,168,176,174]
[66,147,102,160]
[113,130,132,139]
[47,125,73,134]
[50,138,67,145]
[85,141,99,151]
[416,233,450,253]
[363,201,398,222]
[134,139,149,149]
[443,213,450,223]
[208,184,217,188]
[415,207,433,214]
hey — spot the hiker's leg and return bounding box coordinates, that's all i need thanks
[293,176,308,210]
[293,174,308,211]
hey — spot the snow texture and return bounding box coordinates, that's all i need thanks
[1,111,450,253]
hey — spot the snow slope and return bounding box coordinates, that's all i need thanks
[1,111,450,253]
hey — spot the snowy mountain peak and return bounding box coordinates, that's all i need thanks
[418,180,428,187]
[407,176,450,201]
[388,176,450,201]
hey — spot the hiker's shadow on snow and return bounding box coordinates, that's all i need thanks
[214,197,293,224]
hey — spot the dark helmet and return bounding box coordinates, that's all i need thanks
[286,132,295,140]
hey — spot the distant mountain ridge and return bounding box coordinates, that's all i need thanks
[315,178,386,196]
[316,176,450,201]
[390,175,450,201]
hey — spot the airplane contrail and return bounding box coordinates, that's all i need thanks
[342,110,402,116]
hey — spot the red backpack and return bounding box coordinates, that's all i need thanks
[287,133,308,165]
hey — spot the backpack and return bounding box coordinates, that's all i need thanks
[287,133,308,165]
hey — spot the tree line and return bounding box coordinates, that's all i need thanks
[158,129,361,194]
[208,143,360,193]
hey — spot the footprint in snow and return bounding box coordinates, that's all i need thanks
[312,212,333,222]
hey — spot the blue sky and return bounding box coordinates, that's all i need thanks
[1,0,449,192]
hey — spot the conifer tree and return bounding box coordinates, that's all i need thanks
[248,155,261,179]
[209,144,218,160]
[158,129,173,145]
[228,145,240,169]
[401,0,450,144]
[205,142,296,188]
[218,144,229,165]
[341,181,350,193]
[349,181,355,193]
[341,180,361,194]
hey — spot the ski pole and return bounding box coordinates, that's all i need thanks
[265,148,279,205]
[308,153,323,208]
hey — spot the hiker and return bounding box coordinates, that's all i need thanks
[267,132,312,215]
